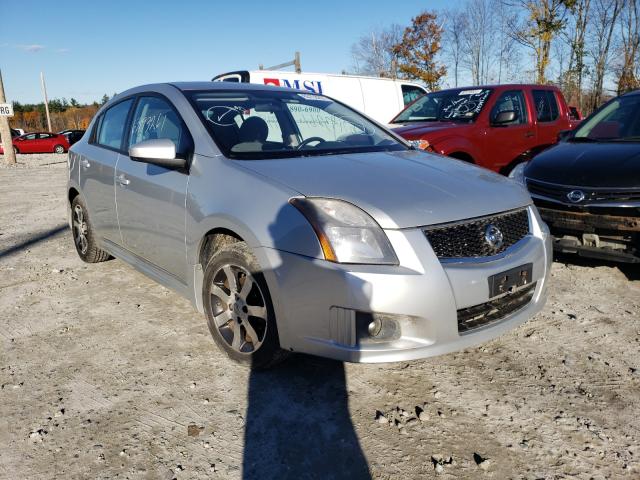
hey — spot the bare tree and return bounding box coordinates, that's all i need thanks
[494,0,519,82]
[589,0,623,108]
[351,25,403,78]
[442,9,469,87]
[463,0,496,84]
[565,0,591,107]
[618,0,640,94]
[509,0,576,83]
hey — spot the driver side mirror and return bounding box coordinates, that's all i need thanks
[557,129,574,142]
[129,138,186,169]
[492,110,517,125]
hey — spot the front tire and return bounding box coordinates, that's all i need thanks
[54,144,65,154]
[70,196,110,263]
[203,242,287,369]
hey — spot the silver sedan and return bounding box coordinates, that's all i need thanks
[67,82,552,368]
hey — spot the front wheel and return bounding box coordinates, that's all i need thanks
[54,144,65,154]
[203,242,287,369]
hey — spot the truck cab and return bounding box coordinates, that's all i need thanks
[390,84,573,173]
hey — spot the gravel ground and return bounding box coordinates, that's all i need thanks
[0,153,639,479]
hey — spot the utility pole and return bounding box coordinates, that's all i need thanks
[0,69,17,165]
[40,71,52,132]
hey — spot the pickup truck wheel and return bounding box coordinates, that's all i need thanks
[203,242,288,369]
[54,144,65,154]
[70,196,110,263]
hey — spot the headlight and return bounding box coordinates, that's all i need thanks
[508,162,527,185]
[290,197,398,265]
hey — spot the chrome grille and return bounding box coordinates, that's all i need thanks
[458,283,536,333]
[424,208,530,259]
[527,178,640,204]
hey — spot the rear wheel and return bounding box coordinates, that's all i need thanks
[71,196,110,263]
[203,241,287,369]
[54,144,65,154]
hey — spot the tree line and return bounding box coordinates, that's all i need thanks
[351,0,639,114]
[10,94,112,132]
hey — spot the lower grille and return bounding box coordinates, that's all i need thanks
[457,283,536,334]
[424,208,530,259]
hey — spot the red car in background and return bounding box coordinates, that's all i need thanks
[390,84,573,174]
[0,132,70,154]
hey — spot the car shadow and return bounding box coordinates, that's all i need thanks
[553,252,640,281]
[0,224,68,259]
[242,356,370,479]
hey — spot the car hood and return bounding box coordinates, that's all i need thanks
[525,141,640,188]
[239,150,531,229]
[389,122,468,138]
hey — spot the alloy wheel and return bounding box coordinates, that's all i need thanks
[209,264,268,354]
[72,204,89,254]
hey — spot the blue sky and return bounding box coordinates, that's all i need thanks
[1,0,450,104]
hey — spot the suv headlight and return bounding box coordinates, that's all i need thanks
[508,162,527,185]
[290,197,398,265]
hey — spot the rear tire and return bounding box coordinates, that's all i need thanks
[70,196,110,263]
[203,241,288,369]
[54,144,65,154]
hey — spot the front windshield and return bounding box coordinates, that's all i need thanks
[392,88,493,123]
[573,94,640,142]
[187,90,406,159]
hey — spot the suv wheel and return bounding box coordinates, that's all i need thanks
[203,242,288,369]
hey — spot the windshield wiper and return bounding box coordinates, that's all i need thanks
[609,136,640,142]
[567,136,597,142]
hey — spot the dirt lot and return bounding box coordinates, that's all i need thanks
[0,153,639,479]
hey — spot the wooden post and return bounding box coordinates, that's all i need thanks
[40,72,52,132]
[0,69,17,165]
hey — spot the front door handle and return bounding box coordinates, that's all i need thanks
[117,174,130,186]
[80,158,90,168]
[524,131,535,138]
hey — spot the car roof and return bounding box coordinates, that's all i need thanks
[437,84,561,92]
[116,81,305,97]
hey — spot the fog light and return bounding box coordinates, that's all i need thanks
[368,319,382,337]
[356,312,401,344]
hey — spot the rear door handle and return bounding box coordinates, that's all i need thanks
[80,158,90,168]
[117,174,130,186]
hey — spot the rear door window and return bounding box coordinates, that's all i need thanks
[532,90,559,122]
[96,99,134,150]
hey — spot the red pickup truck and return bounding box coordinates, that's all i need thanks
[390,84,575,173]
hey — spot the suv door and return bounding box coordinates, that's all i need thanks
[80,98,134,243]
[115,95,192,282]
[487,89,536,170]
[532,89,562,147]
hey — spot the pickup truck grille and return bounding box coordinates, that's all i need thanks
[458,283,536,333]
[424,208,530,259]
[527,178,640,205]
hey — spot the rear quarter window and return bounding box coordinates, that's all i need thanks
[95,99,134,150]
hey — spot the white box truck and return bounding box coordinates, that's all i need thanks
[212,70,427,124]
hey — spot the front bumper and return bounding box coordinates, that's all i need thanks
[259,206,552,363]
[537,205,640,263]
